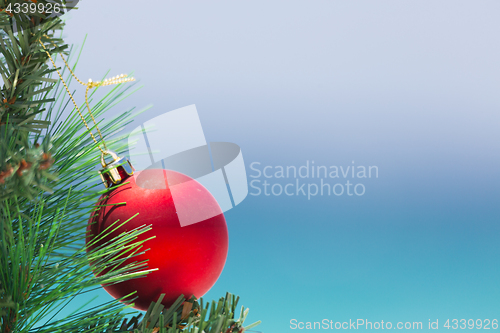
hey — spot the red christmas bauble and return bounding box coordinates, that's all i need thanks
[86,169,228,311]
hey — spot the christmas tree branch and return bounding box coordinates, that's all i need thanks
[0,4,261,332]
[0,3,67,200]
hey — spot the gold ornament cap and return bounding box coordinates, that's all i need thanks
[99,150,134,188]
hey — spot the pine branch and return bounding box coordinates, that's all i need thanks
[40,293,261,333]
[0,28,155,332]
[0,1,67,201]
[0,4,261,333]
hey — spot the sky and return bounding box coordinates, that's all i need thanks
[48,1,500,332]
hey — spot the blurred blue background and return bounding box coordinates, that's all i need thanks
[58,1,500,331]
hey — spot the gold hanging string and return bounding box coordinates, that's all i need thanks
[38,35,135,154]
